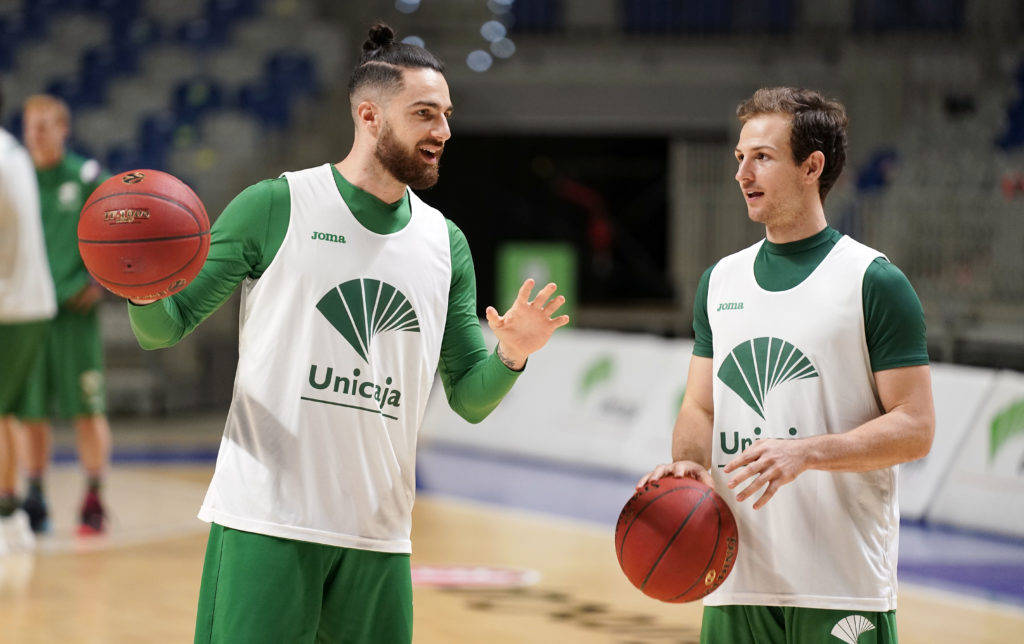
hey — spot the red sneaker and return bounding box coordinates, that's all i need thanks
[77,491,106,536]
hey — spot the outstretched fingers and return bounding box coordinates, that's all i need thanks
[515,278,537,305]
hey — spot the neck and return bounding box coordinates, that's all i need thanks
[334,149,406,205]
[33,151,64,170]
[764,196,827,244]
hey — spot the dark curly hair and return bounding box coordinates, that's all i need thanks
[346,23,446,100]
[737,87,849,203]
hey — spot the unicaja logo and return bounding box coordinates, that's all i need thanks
[717,337,818,419]
[316,278,420,362]
[830,614,875,643]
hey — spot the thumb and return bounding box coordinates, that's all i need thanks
[485,306,500,325]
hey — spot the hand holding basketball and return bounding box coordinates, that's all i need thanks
[77,169,210,301]
[615,476,738,603]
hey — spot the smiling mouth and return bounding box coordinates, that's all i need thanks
[419,146,442,164]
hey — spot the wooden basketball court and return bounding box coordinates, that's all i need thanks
[1,460,1022,643]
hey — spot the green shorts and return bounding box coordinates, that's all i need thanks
[0,320,50,414]
[195,524,414,644]
[701,605,898,644]
[17,306,105,420]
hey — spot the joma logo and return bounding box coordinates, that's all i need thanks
[312,231,346,244]
[717,302,744,311]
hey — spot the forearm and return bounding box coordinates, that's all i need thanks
[804,365,934,472]
[671,403,714,467]
[801,408,933,472]
[443,349,521,423]
[670,355,715,466]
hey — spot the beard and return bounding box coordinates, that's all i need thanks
[374,123,443,190]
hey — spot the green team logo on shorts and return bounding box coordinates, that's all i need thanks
[315,278,420,362]
[717,337,818,419]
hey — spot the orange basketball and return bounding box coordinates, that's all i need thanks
[615,476,739,602]
[78,169,210,300]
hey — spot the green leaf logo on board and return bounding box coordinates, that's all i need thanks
[316,279,419,362]
[989,398,1024,463]
[579,355,614,399]
[717,337,818,419]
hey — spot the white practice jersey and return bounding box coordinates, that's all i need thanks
[0,128,56,322]
[704,235,899,612]
[198,164,451,552]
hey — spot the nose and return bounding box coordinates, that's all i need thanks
[433,115,451,143]
[735,157,752,185]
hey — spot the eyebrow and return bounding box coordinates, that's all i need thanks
[735,144,778,154]
[408,100,454,114]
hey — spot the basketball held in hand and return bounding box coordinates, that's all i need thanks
[78,169,210,300]
[615,476,739,603]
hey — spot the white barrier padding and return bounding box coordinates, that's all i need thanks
[420,327,692,475]
[898,362,996,520]
[929,369,1024,538]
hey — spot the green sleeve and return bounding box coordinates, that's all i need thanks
[691,264,716,358]
[863,258,929,371]
[437,220,521,423]
[128,178,289,348]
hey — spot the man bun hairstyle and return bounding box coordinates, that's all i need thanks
[347,22,446,100]
[737,87,848,202]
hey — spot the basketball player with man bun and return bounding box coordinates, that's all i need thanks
[127,23,569,643]
[639,87,934,643]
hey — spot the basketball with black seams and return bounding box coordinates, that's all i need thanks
[78,169,210,300]
[615,476,739,602]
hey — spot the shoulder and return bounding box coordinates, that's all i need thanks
[445,217,467,244]
[864,256,916,292]
[0,129,32,174]
[63,153,102,183]
[231,176,290,209]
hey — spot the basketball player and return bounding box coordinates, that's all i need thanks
[0,84,54,549]
[127,23,569,643]
[639,87,935,643]
[18,94,112,535]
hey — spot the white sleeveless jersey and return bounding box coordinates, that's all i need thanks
[0,128,56,322]
[704,235,899,611]
[198,164,451,552]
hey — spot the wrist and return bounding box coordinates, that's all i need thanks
[496,343,527,371]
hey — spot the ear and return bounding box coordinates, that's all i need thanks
[355,100,382,137]
[804,150,825,185]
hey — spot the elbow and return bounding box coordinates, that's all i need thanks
[454,407,492,425]
[909,415,936,462]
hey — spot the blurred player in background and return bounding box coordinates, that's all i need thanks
[127,23,569,644]
[17,94,112,535]
[640,87,935,643]
[0,83,55,553]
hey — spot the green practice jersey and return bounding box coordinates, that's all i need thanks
[36,153,108,305]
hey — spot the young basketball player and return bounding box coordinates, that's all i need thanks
[639,87,935,643]
[126,23,569,643]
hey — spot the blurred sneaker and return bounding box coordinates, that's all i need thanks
[77,491,106,536]
[0,509,35,552]
[21,495,49,534]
